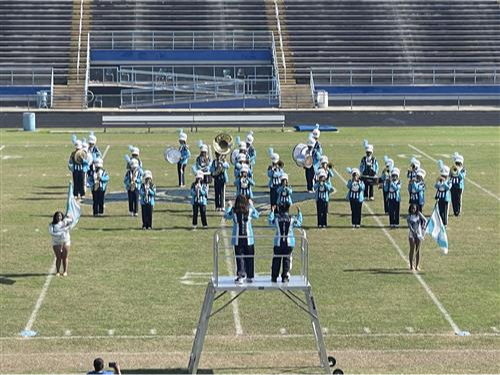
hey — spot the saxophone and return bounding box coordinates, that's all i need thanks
[94,170,102,191]
[130,169,138,191]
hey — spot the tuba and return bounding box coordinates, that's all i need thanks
[213,133,233,156]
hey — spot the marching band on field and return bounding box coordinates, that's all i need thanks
[64,126,466,280]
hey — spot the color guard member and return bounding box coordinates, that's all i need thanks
[268,203,302,283]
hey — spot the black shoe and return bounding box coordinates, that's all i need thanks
[271,278,278,283]
[282,276,290,283]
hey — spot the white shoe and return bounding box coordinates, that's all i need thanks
[192,225,197,230]
[235,277,244,284]
[62,272,68,277]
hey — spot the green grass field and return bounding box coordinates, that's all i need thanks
[1,126,499,374]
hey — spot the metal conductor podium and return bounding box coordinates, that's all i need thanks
[188,229,333,374]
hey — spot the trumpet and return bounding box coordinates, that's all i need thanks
[277,160,285,169]
[327,162,334,170]
[451,165,459,176]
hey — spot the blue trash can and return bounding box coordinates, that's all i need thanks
[23,112,36,131]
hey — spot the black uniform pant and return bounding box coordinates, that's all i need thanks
[234,241,255,279]
[73,170,85,197]
[305,167,315,191]
[438,200,449,226]
[141,203,153,229]
[177,163,186,186]
[192,203,207,226]
[451,187,463,216]
[127,190,139,214]
[383,190,389,213]
[272,245,293,280]
[270,187,279,206]
[316,199,329,227]
[214,178,225,209]
[388,199,400,226]
[92,190,105,215]
[363,179,374,199]
[350,199,363,225]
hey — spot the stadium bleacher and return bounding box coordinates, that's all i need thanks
[284,0,500,82]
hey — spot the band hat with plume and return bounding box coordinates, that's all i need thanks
[82,138,89,151]
[129,145,140,156]
[143,170,153,180]
[383,155,395,169]
[88,131,97,144]
[238,153,247,162]
[307,136,316,147]
[437,160,450,176]
[238,141,247,150]
[416,168,426,179]
[195,170,204,179]
[318,169,327,178]
[280,173,289,181]
[240,164,250,174]
[363,139,373,153]
[312,124,321,139]
[178,128,188,142]
[346,167,360,176]
[129,158,139,169]
[411,157,421,169]
[197,140,208,152]
[246,131,254,144]
[320,155,329,164]
[391,167,401,177]
[94,158,104,168]
[452,152,464,164]
[75,140,83,150]
[268,147,280,163]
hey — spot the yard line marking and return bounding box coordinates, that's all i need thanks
[406,327,415,333]
[102,145,111,160]
[64,330,72,336]
[0,145,5,152]
[2,332,499,341]
[408,144,500,201]
[363,327,371,334]
[280,328,288,335]
[491,327,500,333]
[108,329,115,336]
[220,217,244,336]
[150,329,157,335]
[334,169,467,336]
[21,259,56,337]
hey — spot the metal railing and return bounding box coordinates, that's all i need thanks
[273,0,287,83]
[76,0,84,83]
[212,229,309,287]
[309,70,316,107]
[0,67,54,108]
[271,34,282,108]
[90,31,272,51]
[311,65,500,86]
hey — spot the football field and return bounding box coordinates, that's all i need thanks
[1,126,499,374]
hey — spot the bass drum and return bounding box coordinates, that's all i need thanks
[292,143,314,168]
[164,147,181,164]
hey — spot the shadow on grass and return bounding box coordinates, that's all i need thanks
[343,268,412,275]
[21,197,64,201]
[34,185,68,190]
[122,369,213,374]
[0,273,49,285]
[78,226,195,232]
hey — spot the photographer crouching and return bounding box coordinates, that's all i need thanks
[88,358,121,375]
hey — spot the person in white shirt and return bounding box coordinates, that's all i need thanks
[48,211,73,276]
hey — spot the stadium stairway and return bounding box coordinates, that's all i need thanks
[53,0,92,110]
[265,0,313,108]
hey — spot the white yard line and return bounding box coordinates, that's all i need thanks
[408,144,500,202]
[21,260,56,336]
[220,218,244,336]
[334,169,466,336]
[1,332,498,341]
[0,145,5,152]
[102,145,111,160]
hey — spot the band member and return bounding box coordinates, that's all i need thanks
[177,129,190,187]
[407,203,427,271]
[192,141,212,187]
[82,139,94,194]
[311,124,323,156]
[88,131,102,162]
[387,168,401,228]
[268,203,302,283]
[140,170,156,230]
[315,156,334,184]
[224,195,260,284]
[191,170,208,229]
[276,174,293,207]
[314,169,334,228]
[235,165,255,200]
[87,158,109,216]
[246,131,256,167]
[68,139,89,199]
[124,159,143,216]
[407,157,421,182]
[360,140,379,201]
[234,153,252,179]
[210,152,229,211]
[49,211,73,276]
[125,145,142,170]
[267,148,284,206]
[450,152,466,217]
[408,168,426,214]
[346,168,365,228]
[434,161,452,226]
[379,156,394,214]
[305,137,317,192]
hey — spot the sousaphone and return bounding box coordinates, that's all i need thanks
[213,133,233,156]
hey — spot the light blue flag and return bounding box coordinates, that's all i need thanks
[425,204,449,255]
[65,183,81,229]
